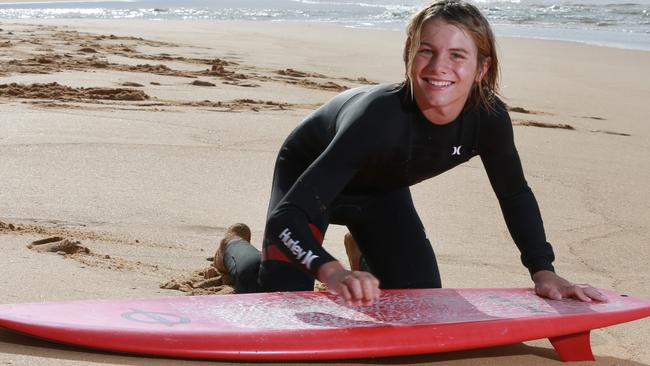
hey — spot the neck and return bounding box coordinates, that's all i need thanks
[420,104,464,125]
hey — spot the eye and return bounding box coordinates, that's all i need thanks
[451,52,467,60]
[417,48,433,55]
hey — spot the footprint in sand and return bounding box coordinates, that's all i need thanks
[509,106,535,114]
[590,130,631,137]
[512,119,575,130]
[190,80,216,87]
[121,82,144,87]
[27,236,90,255]
[78,47,98,53]
[0,221,20,232]
[160,264,235,295]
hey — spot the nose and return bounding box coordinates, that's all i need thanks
[427,54,450,74]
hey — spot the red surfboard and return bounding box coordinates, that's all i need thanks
[1,288,649,361]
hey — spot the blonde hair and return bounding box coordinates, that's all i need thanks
[403,0,500,112]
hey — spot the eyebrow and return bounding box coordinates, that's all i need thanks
[418,42,470,54]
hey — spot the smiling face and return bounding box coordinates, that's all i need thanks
[410,19,488,124]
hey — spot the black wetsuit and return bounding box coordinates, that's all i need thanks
[224,83,555,293]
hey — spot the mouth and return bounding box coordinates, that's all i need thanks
[424,78,454,87]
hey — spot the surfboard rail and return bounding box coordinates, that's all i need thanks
[1,288,649,361]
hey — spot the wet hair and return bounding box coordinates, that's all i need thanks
[403,0,500,112]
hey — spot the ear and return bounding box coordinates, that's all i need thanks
[475,56,491,82]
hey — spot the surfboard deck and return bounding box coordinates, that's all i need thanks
[1,288,649,361]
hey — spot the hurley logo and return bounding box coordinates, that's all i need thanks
[278,228,319,269]
[452,145,462,156]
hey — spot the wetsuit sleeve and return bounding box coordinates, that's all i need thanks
[479,102,556,276]
[266,103,386,278]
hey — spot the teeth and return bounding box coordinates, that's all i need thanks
[427,80,452,87]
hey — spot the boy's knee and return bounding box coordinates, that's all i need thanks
[258,260,314,292]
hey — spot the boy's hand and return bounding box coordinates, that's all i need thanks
[318,261,381,306]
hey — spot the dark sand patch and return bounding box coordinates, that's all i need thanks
[27,236,159,272]
[160,264,235,295]
[276,69,375,87]
[0,82,149,101]
[181,98,320,112]
[73,251,161,273]
[511,109,621,134]
[590,130,631,137]
[276,68,327,78]
[0,219,168,249]
[0,24,374,93]
[287,79,348,92]
[120,82,144,87]
[342,76,375,85]
[222,80,260,87]
[2,55,196,78]
[190,80,216,87]
[508,106,549,115]
[28,237,90,254]
[0,23,383,117]
[28,101,85,109]
[78,47,98,53]
[509,106,533,114]
[2,86,318,112]
[0,221,20,232]
[513,119,575,130]
[25,234,161,273]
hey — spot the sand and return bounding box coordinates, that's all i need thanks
[0,18,649,366]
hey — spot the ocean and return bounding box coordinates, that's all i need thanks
[0,0,648,50]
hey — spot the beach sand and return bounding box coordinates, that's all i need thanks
[0,18,649,365]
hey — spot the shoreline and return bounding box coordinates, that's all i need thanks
[0,0,130,3]
[2,17,650,54]
[0,2,647,51]
[491,23,650,52]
